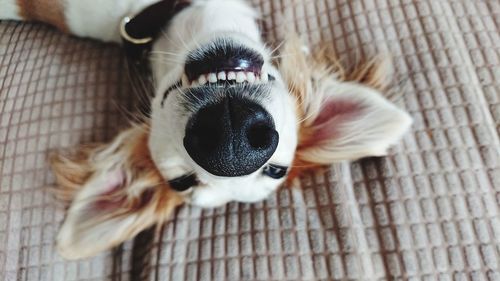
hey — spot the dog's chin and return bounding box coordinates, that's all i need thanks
[183,173,284,208]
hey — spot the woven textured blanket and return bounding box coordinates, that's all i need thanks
[0,0,499,280]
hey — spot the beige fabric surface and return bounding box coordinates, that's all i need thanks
[1,0,499,280]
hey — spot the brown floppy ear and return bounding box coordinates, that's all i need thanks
[50,125,183,260]
[280,37,412,169]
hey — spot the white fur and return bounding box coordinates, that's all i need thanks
[64,0,159,42]
[0,0,22,20]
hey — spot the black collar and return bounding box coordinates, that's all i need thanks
[120,0,191,60]
[120,0,190,117]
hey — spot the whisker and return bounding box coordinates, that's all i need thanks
[173,27,190,50]
[149,50,184,57]
[124,59,155,118]
[269,39,285,56]
[149,56,185,64]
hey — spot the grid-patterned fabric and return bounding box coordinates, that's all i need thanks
[1,0,499,280]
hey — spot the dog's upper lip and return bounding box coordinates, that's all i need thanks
[184,43,264,82]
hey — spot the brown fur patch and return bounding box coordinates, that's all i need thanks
[49,144,98,203]
[17,0,68,32]
[50,125,183,221]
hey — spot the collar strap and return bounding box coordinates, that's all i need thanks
[121,0,190,60]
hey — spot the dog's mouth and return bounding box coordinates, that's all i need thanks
[183,69,272,87]
[159,44,275,107]
[183,41,271,86]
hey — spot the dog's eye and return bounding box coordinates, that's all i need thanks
[263,164,288,179]
[168,174,198,192]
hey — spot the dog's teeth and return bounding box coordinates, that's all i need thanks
[261,72,269,82]
[236,72,246,83]
[198,75,207,85]
[227,71,236,80]
[208,73,218,83]
[217,71,226,81]
[247,72,256,83]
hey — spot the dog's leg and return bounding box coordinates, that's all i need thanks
[0,0,159,42]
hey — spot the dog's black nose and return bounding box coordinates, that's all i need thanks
[183,97,278,177]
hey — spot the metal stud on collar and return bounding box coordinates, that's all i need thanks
[120,16,154,45]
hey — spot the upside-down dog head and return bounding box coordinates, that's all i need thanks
[148,0,301,207]
[148,26,412,207]
[50,125,183,260]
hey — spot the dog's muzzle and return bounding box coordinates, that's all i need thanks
[184,95,278,177]
[180,39,278,176]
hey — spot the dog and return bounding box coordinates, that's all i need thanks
[1,0,412,259]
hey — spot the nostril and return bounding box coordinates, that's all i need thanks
[246,123,273,149]
[185,102,225,152]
